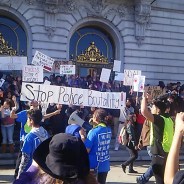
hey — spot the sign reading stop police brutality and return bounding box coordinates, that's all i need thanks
[20,82,126,109]
[124,70,141,86]
[22,65,43,82]
[32,51,54,72]
[60,65,75,75]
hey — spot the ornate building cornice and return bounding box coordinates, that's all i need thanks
[135,0,152,46]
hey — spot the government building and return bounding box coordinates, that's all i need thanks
[0,0,184,84]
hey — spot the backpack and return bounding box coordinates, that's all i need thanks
[118,125,128,146]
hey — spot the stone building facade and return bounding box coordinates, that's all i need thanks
[0,0,184,85]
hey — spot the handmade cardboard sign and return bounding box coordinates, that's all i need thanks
[32,51,54,72]
[114,72,124,81]
[145,86,166,99]
[22,65,43,82]
[133,75,145,92]
[60,65,75,75]
[124,70,141,86]
[113,60,122,72]
[0,56,27,70]
[100,68,111,83]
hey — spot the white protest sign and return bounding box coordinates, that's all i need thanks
[32,51,54,72]
[44,80,51,85]
[20,82,126,109]
[0,78,5,87]
[133,75,145,92]
[114,72,124,81]
[60,65,76,75]
[113,60,122,72]
[22,65,43,82]
[100,68,111,83]
[124,70,141,86]
[0,56,27,70]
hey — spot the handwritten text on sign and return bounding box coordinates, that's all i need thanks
[60,65,76,75]
[124,70,141,86]
[32,51,54,72]
[20,83,126,109]
[22,65,43,82]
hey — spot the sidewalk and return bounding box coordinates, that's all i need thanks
[0,161,156,184]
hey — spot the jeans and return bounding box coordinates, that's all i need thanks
[123,142,138,171]
[1,125,14,144]
[137,146,153,183]
[151,155,167,184]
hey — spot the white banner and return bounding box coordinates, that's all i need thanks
[32,51,54,72]
[100,68,111,83]
[0,56,27,70]
[114,72,124,81]
[22,65,43,82]
[113,60,122,72]
[133,75,145,92]
[124,70,141,86]
[20,82,126,109]
[60,65,76,75]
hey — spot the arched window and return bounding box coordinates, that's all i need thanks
[69,26,115,77]
[0,16,27,56]
[70,26,114,61]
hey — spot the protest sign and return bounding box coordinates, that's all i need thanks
[22,65,43,82]
[113,60,122,72]
[124,70,141,86]
[100,68,111,83]
[145,86,166,99]
[32,51,54,72]
[44,80,51,85]
[52,60,73,73]
[133,75,145,92]
[114,72,124,81]
[60,65,76,75]
[20,82,126,109]
[0,78,5,87]
[0,56,27,70]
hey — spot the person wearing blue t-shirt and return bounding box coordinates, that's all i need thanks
[10,100,61,179]
[85,108,112,184]
[17,109,49,178]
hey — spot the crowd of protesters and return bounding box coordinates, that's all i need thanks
[1,72,184,184]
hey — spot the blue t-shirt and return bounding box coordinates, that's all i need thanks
[65,124,81,139]
[85,125,112,173]
[21,132,45,171]
[16,110,27,141]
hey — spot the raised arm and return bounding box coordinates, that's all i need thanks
[164,112,184,184]
[141,92,154,123]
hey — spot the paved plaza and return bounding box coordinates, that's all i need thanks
[0,161,156,184]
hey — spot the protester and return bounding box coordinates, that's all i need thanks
[17,109,49,177]
[10,100,61,179]
[164,112,184,184]
[137,119,153,184]
[85,108,112,184]
[0,96,18,153]
[141,92,174,184]
[121,113,139,173]
[46,103,68,135]
[65,113,86,142]
[14,133,98,184]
